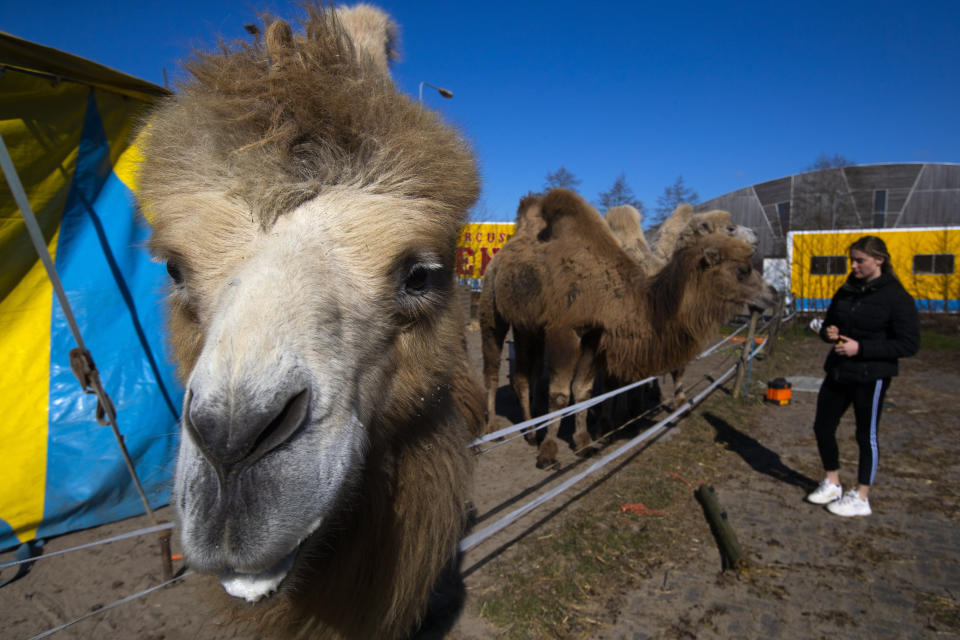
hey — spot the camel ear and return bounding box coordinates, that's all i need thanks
[336,5,400,75]
[264,20,295,68]
[701,245,723,267]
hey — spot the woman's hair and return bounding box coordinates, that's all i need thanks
[849,235,895,276]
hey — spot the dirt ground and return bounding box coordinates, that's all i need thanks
[2,316,959,639]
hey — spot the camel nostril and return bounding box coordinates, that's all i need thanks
[185,387,311,474]
[247,388,310,465]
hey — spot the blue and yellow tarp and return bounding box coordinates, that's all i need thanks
[1,33,181,551]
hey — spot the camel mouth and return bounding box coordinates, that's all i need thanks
[216,513,327,602]
[218,549,297,603]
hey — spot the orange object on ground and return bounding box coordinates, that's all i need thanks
[765,378,792,405]
[620,503,666,516]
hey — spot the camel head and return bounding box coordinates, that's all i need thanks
[137,4,479,617]
[689,234,777,312]
[678,208,759,252]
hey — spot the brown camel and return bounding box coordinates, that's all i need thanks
[137,5,482,639]
[481,189,776,468]
[605,203,760,407]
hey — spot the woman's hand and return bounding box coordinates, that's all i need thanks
[834,335,859,357]
[825,325,840,341]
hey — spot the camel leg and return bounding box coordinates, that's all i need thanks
[511,328,543,443]
[479,295,509,434]
[671,368,687,409]
[570,331,601,455]
[536,327,579,469]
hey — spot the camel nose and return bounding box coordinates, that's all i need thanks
[184,387,310,475]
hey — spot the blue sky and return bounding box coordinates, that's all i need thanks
[4,1,958,223]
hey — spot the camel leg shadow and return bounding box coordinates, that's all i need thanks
[702,411,818,492]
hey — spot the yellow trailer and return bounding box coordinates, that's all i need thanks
[787,227,960,312]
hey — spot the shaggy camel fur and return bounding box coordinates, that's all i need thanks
[481,189,776,468]
[138,5,482,639]
[605,203,760,407]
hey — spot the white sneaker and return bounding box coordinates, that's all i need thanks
[826,490,872,517]
[806,479,842,505]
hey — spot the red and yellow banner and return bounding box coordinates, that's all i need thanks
[456,222,515,289]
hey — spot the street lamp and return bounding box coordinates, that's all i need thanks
[419,81,454,102]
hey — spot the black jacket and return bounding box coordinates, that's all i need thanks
[820,271,919,382]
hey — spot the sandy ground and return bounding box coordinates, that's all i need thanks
[2,318,958,639]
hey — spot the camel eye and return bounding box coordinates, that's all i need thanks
[404,264,432,295]
[166,259,184,285]
[403,262,444,297]
[736,265,751,280]
[397,256,448,317]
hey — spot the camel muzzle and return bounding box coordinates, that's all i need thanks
[183,385,311,476]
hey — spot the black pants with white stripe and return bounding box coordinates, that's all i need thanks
[813,376,892,487]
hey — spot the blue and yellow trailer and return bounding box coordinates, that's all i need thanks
[787,227,960,312]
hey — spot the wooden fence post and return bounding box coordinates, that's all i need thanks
[732,310,759,398]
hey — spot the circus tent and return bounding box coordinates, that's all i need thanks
[0,32,181,554]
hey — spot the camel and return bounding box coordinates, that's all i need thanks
[480,199,761,436]
[480,189,777,468]
[604,203,759,406]
[136,5,483,639]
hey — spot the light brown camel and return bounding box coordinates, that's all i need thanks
[481,189,776,468]
[605,203,760,407]
[137,5,482,639]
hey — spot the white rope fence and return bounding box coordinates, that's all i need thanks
[460,359,740,553]
[0,523,173,570]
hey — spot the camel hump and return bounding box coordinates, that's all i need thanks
[335,4,399,75]
[605,205,643,235]
[514,192,546,235]
[538,188,605,237]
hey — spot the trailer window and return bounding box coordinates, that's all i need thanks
[811,255,847,275]
[913,254,955,275]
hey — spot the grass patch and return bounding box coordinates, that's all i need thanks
[920,329,960,351]
[915,590,960,632]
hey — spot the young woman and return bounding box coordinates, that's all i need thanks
[805,236,920,516]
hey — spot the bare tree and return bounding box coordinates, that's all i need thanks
[806,153,855,173]
[596,173,645,213]
[543,166,582,192]
[652,175,699,225]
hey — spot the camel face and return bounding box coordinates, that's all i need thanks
[137,7,481,633]
[697,242,777,310]
[164,190,450,592]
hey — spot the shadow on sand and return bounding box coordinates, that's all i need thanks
[702,411,818,492]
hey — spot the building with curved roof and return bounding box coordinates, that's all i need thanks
[696,163,960,259]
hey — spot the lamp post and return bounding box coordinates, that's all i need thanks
[419,81,454,102]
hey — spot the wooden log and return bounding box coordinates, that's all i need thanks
[694,484,746,572]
